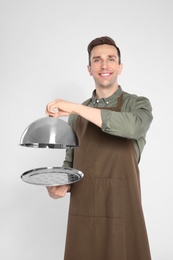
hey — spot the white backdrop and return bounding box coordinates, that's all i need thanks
[0,0,173,259]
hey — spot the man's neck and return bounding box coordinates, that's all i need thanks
[95,85,119,99]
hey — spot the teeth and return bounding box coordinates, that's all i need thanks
[101,73,110,76]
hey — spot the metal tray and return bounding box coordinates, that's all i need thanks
[21,167,84,186]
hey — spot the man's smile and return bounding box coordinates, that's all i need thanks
[99,72,112,77]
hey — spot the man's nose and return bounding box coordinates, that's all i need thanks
[101,60,108,69]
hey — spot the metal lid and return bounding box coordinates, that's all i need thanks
[19,117,78,149]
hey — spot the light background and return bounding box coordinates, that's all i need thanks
[0,0,173,259]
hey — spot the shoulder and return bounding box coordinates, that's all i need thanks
[81,98,92,105]
[122,91,152,110]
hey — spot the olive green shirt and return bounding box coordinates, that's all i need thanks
[63,86,153,167]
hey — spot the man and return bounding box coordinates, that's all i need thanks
[46,36,153,260]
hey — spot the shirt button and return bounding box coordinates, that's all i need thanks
[96,99,99,103]
[106,101,109,104]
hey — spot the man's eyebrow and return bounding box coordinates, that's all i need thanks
[92,55,117,59]
[92,56,101,59]
[107,55,117,58]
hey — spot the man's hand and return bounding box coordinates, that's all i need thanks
[46,99,78,118]
[46,185,70,199]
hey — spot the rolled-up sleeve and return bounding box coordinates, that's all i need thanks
[63,148,74,168]
[62,114,77,168]
[101,96,153,140]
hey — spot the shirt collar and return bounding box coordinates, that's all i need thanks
[91,86,123,105]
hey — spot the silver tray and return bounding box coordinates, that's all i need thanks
[21,167,84,186]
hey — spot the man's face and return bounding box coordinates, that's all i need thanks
[88,44,123,90]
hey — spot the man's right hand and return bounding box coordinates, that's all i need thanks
[46,185,70,199]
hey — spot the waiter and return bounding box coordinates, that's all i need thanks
[46,36,153,260]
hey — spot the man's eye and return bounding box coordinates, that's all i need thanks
[94,59,100,62]
[109,58,115,62]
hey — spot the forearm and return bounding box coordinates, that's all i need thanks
[73,104,102,128]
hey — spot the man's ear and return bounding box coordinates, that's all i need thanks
[87,65,92,76]
[118,63,123,75]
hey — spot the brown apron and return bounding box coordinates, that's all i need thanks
[64,94,151,260]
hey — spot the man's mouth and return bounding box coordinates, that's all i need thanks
[99,73,112,77]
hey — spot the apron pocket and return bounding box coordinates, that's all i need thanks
[70,177,123,218]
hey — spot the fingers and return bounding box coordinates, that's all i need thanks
[46,99,79,118]
[46,99,70,118]
[46,185,70,199]
[46,100,59,117]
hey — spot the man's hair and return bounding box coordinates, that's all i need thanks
[87,36,121,65]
